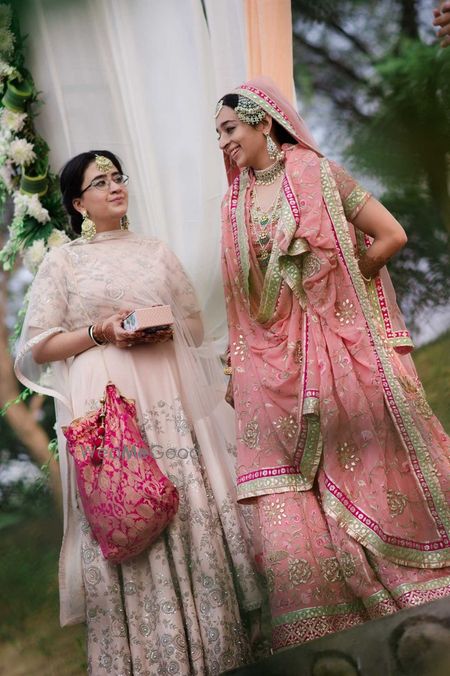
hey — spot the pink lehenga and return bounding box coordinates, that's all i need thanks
[221,78,450,651]
[15,231,261,675]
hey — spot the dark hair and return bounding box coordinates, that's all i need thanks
[59,150,123,235]
[219,94,297,146]
[311,649,361,675]
[389,614,450,675]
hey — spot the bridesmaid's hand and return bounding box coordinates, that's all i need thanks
[133,326,174,345]
[100,311,137,349]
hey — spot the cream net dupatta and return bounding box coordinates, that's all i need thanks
[14,234,261,622]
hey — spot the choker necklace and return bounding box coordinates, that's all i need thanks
[253,159,285,186]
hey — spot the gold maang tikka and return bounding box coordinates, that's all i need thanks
[95,154,114,172]
[214,99,224,119]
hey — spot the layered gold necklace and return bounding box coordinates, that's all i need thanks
[250,184,283,270]
[253,159,285,186]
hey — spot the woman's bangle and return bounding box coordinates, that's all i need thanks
[360,271,372,283]
[223,366,232,376]
[88,324,106,346]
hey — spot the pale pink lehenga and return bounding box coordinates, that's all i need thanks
[220,79,450,651]
[15,231,261,675]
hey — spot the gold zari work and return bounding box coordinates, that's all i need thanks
[95,155,114,173]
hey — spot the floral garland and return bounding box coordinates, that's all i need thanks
[0,3,72,282]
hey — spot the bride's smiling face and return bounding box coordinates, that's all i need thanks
[216,106,270,169]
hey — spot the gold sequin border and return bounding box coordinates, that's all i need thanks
[321,158,450,540]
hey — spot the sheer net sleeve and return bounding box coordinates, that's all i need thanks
[161,244,201,319]
[328,159,371,221]
[14,246,71,405]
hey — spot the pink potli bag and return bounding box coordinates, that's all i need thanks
[63,382,179,564]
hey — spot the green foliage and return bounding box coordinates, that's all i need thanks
[348,42,450,184]
[0,1,73,274]
[0,514,59,640]
[292,1,450,324]
[414,331,450,432]
[0,385,31,415]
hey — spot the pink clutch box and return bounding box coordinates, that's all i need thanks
[123,305,174,333]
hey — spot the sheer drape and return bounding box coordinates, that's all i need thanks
[19,0,248,347]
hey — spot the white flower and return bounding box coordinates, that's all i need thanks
[8,138,36,166]
[0,161,14,190]
[13,191,29,219]
[47,229,70,248]
[0,59,15,81]
[22,239,48,274]
[26,194,50,224]
[0,130,12,158]
[0,28,14,56]
[1,109,27,133]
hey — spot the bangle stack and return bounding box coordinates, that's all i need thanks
[88,324,106,346]
[360,271,372,283]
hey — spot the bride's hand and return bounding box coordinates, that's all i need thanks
[225,375,234,408]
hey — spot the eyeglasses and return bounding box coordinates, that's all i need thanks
[80,173,129,195]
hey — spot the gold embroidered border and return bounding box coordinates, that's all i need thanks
[257,183,301,323]
[273,600,366,627]
[356,229,413,351]
[298,418,322,485]
[256,239,283,324]
[303,396,319,417]
[236,473,311,501]
[323,490,450,568]
[235,171,250,298]
[344,186,371,221]
[321,158,450,538]
[363,589,393,609]
[391,575,450,599]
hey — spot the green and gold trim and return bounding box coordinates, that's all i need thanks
[273,600,366,627]
[321,157,450,548]
[355,229,414,352]
[392,575,450,600]
[297,417,322,484]
[236,472,312,501]
[235,170,251,298]
[323,485,450,568]
[343,186,370,221]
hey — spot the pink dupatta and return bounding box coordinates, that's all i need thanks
[221,78,450,570]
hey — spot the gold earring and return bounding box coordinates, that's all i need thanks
[265,133,280,161]
[120,215,129,231]
[81,211,96,240]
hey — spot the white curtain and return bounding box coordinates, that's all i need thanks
[19,0,247,347]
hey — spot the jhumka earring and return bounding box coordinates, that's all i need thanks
[265,132,283,161]
[120,215,129,231]
[81,211,96,240]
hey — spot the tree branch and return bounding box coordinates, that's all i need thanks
[293,33,368,87]
[400,0,419,40]
[327,18,373,59]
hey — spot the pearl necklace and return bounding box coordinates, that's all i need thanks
[253,159,285,186]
